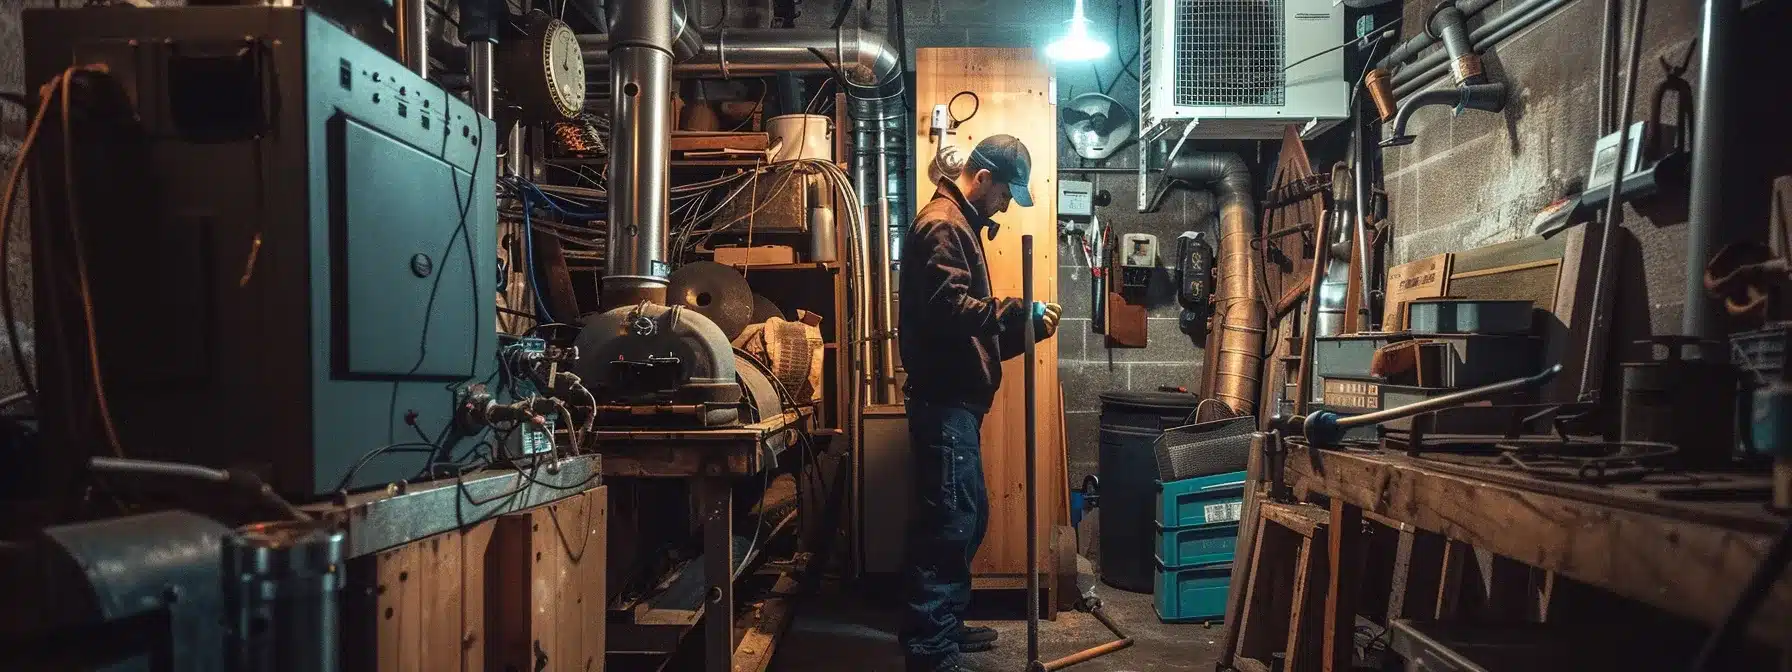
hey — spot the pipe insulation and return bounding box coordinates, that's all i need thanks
[1391,0,1573,97]
[1376,0,1499,70]
[1166,153,1265,416]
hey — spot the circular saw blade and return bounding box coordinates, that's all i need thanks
[667,261,755,340]
[751,294,785,324]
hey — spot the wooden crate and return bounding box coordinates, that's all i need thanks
[350,487,608,672]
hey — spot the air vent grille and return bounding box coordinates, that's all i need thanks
[1173,0,1286,107]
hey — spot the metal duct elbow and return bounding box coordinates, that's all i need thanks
[1166,152,1264,416]
[1381,83,1507,147]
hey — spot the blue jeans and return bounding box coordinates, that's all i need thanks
[900,399,990,671]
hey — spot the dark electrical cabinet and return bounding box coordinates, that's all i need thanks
[25,7,498,496]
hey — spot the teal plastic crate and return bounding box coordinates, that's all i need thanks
[1155,521,1241,568]
[1153,557,1231,623]
[1156,471,1247,528]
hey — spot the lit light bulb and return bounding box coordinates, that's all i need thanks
[1046,0,1112,62]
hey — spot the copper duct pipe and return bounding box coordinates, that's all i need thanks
[1167,153,1264,416]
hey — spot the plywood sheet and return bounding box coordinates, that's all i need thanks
[913,48,1069,577]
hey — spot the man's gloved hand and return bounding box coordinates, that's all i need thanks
[1032,301,1063,338]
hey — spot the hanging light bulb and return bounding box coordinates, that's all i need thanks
[1046,0,1111,62]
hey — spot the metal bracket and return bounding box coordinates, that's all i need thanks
[1138,121,1197,214]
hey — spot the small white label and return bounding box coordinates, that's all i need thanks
[1203,501,1242,524]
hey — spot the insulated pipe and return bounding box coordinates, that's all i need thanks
[1166,153,1264,416]
[1684,0,1735,341]
[1390,0,1569,96]
[604,0,678,306]
[1375,0,1498,70]
[1428,2,1485,84]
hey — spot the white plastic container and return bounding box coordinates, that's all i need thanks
[766,114,834,162]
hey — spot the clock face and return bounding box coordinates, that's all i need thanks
[542,18,586,118]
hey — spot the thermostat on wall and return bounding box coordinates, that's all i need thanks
[1059,180,1095,219]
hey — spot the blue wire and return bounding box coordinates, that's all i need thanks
[520,191,556,322]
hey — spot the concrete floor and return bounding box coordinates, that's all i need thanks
[771,566,1227,672]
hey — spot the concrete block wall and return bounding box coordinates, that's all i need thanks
[1380,0,1703,339]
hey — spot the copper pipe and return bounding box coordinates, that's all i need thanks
[1364,68,1397,123]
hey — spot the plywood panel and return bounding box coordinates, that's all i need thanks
[913,48,1069,577]
[487,488,609,672]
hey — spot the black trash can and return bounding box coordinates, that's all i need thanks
[1097,391,1201,593]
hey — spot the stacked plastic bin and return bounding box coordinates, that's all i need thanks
[1153,470,1246,623]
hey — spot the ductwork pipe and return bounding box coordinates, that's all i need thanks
[1166,153,1264,416]
[603,0,681,306]
[580,27,903,95]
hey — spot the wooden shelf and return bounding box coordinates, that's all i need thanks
[732,261,840,272]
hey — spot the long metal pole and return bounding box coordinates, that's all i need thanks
[1022,234,1040,670]
[396,0,429,78]
[1578,0,1649,400]
[1684,0,1734,341]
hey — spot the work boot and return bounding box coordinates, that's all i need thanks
[954,625,999,652]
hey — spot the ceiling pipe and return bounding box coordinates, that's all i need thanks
[578,27,903,96]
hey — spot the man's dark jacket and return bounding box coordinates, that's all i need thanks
[899,179,1031,412]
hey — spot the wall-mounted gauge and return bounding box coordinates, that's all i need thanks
[505,10,586,121]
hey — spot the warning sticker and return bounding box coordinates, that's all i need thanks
[1203,501,1243,524]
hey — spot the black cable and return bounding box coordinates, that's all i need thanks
[0,92,25,108]
[948,91,980,126]
[333,442,443,494]
[830,0,852,28]
[1690,518,1792,671]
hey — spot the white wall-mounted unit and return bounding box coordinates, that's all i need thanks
[1140,0,1348,141]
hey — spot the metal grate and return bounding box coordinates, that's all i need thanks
[1174,0,1285,107]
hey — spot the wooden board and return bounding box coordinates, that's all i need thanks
[913,47,1069,581]
[1380,254,1450,329]
[1283,446,1792,648]
[489,488,610,672]
[367,517,508,672]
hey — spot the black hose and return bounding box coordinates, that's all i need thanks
[1689,519,1792,670]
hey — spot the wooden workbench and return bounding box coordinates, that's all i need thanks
[1279,443,1792,653]
[595,407,816,672]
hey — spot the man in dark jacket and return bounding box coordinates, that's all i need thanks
[897,134,1061,672]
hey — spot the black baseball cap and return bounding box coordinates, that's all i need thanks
[967,134,1034,208]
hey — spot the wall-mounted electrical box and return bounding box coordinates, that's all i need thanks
[1121,233,1159,291]
[1060,180,1095,219]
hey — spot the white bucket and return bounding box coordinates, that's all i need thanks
[765,114,834,162]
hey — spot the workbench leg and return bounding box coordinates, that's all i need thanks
[1322,500,1362,672]
[699,476,734,671]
